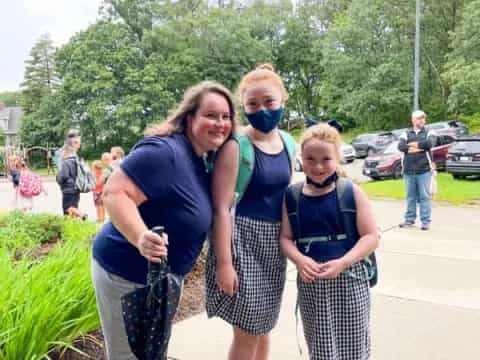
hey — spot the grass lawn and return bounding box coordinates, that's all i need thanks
[361,172,480,205]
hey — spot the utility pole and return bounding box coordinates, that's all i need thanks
[413,0,421,110]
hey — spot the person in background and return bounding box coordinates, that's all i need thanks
[398,110,435,230]
[430,162,438,203]
[101,152,114,186]
[110,146,125,170]
[92,160,106,222]
[8,155,21,207]
[16,160,47,212]
[56,129,81,172]
[56,147,86,219]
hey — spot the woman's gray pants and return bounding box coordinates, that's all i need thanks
[91,258,143,360]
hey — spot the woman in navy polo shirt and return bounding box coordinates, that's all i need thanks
[91,81,236,360]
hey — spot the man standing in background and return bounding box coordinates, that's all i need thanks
[398,110,435,230]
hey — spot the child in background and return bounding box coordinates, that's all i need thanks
[280,124,378,360]
[17,160,47,212]
[101,152,113,185]
[8,155,21,207]
[92,160,106,222]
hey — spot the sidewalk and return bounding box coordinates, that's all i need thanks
[169,200,480,360]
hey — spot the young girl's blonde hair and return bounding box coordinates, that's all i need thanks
[237,63,288,103]
[92,160,102,170]
[300,123,347,177]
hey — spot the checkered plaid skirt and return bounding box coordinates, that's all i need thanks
[206,216,287,335]
[298,262,371,360]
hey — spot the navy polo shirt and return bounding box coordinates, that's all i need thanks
[92,134,212,284]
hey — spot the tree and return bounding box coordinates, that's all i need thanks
[0,91,22,106]
[20,33,59,114]
[443,0,480,115]
[55,21,175,153]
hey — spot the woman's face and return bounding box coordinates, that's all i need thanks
[302,139,338,184]
[188,92,233,153]
[243,79,284,114]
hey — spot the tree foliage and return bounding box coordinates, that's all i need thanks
[18,0,480,153]
[0,91,21,106]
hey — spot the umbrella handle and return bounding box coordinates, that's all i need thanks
[147,226,167,285]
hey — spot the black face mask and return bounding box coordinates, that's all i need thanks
[306,172,338,189]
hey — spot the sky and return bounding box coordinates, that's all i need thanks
[0,0,103,91]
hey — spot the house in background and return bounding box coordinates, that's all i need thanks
[0,102,23,147]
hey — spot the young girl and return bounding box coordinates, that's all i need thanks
[280,124,378,360]
[206,64,294,360]
[92,160,105,222]
[17,160,47,212]
[101,152,113,185]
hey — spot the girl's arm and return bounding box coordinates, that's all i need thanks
[280,198,322,282]
[211,140,240,295]
[318,184,379,278]
[103,169,167,263]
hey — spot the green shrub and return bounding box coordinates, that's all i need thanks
[459,113,480,134]
[0,213,99,359]
[0,212,64,252]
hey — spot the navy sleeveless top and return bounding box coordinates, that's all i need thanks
[236,145,291,222]
[297,189,353,262]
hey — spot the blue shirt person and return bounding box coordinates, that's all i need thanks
[91,81,237,360]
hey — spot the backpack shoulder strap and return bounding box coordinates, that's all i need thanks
[279,130,296,167]
[335,176,358,243]
[285,181,304,241]
[336,176,378,286]
[232,134,255,204]
[336,176,356,213]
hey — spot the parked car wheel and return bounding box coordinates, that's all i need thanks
[393,164,402,179]
[452,174,465,180]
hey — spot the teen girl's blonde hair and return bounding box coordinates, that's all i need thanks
[300,123,347,177]
[237,63,288,103]
[145,81,238,137]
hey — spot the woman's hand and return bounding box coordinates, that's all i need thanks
[316,258,348,280]
[296,255,323,283]
[137,230,168,263]
[216,263,239,296]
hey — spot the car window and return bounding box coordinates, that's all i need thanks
[435,136,455,146]
[383,141,399,154]
[452,141,480,153]
[427,124,447,130]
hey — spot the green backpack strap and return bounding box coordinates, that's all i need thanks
[232,134,255,205]
[279,129,296,169]
[233,130,296,205]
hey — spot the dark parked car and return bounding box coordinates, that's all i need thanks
[426,121,469,137]
[362,135,456,180]
[351,131,397,157]
[351,133,377,158]
[446,135,480,179]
